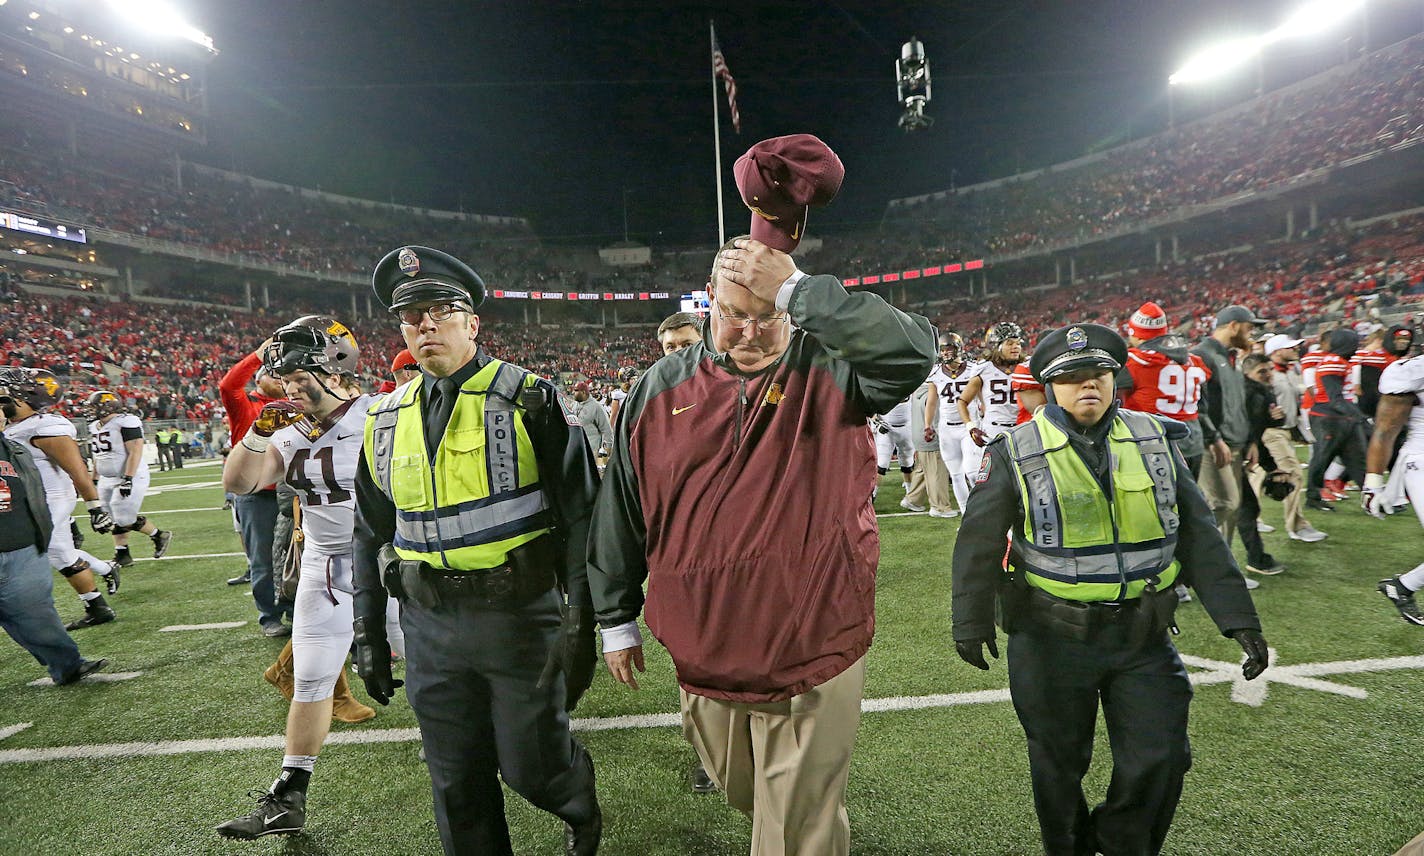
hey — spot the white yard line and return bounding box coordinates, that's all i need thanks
[135,552,247,562]
[159,622,249,632]
[8,653,1420,764]
[72,505,228,518]
[0,723,33,742]
[27,671,143,688]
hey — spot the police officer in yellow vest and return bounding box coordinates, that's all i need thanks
[952,323,1268,856]
[351,246,602,856]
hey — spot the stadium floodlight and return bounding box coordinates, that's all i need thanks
[1266,0,1366,43]
[105,0,213,51]
[1168,36,1264,86]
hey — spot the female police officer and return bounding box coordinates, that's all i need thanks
[951,323,1269,856]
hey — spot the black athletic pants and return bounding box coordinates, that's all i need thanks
[402,587,598,856]
[1306,416,1366,500]
[1008,620,1193,856]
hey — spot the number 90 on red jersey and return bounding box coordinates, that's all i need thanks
[1122,350,1210,420]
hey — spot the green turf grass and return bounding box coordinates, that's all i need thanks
[1,462,1421,854]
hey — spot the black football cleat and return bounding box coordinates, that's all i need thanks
[1378,577,1424,626]
[65,599,115,631]
[152,530,173,559]
[112,548,134,568]
[55,658,108,686]
[216,788,306,840]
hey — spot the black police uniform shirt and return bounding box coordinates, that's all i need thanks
[950,402,1262,644]
[0,441,39,553]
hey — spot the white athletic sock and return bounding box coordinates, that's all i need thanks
[79,590,101,602]
[1399,563,1424,592]
[1325,460,1346,481]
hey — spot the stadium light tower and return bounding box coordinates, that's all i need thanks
[1266,0,1366,43]
[105,0,213,50]
[1166,0,1370,128]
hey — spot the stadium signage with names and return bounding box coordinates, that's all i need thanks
[490,290,673,301]
[0,210,87,244]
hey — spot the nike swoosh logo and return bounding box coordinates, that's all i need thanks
[335,433,356,441]
[264,812,288,824]
[672,404,697,415]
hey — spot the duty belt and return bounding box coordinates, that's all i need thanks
[1023,585,1179,645]
[390,560,554,610]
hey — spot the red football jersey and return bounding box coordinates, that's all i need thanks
[1010,361,1042,424]
[1310,352,1353,414]
[1122,348,1210,421]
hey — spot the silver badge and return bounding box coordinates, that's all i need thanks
[397,248,420,277]
[1066,327,1088,351]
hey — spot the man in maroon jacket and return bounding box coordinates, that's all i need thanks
[590,230,934,854]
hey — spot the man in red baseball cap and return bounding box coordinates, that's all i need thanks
[733,134,844,253]
[377,349,420,395]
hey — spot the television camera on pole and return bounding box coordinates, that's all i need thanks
[897,37,933,132]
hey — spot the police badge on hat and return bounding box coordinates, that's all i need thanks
[1066,327,1088,351]
[397,247,420,277]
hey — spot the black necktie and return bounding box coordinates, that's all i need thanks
[426,377,458,457]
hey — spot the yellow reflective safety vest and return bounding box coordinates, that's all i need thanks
[1002,408,1181,602]
[363,358,551,571]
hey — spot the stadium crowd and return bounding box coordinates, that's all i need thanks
[890,34,1424,258]
[5,35,1424,296]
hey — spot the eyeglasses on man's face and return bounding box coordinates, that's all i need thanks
[714,300,787,331]
[393,302,468,326]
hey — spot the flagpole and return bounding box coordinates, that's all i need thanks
[711,20,725,247]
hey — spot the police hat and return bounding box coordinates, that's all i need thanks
[1029,323,1128,383]
[372,246,486,312]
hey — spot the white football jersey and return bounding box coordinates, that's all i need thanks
[881,396,912,427]
[88,413,146,479]
[927,365,975,427]
[1380,356,1424,455]
[969,361,1018,429]
[3,413,78,495]
[270,395,374,556]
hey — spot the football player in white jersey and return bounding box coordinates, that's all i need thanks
[1364,354,1424,625]
[0,368,119,629]
[925,331,975,512]
[218,316,394,839]
[956,322,1025,497]
[84,391,173,568]
[873,396,917,499]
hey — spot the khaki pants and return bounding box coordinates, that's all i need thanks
[905,449,954,513]
[681,656,867,856]
[1197,446,1244,543]
[1247,428,1308,534]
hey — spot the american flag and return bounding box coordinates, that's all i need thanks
[712,34,740,133]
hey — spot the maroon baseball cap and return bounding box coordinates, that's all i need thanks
[733,134,844,252]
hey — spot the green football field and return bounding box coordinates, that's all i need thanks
[1,460,1422,855]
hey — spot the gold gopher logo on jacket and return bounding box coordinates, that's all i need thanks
[764,383,784,405]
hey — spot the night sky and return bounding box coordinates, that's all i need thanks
[178,0,1419,247]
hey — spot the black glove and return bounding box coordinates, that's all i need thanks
[86,502,113,534]
[353,615,403,705]
[955,637,999,671]
[538,604,597,711]
[118,475,134,498]
[1230,628,1269,681]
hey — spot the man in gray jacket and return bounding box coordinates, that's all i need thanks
[1258,334,1326,543]
[1192,305,1265,545]
[570,381,613,471]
